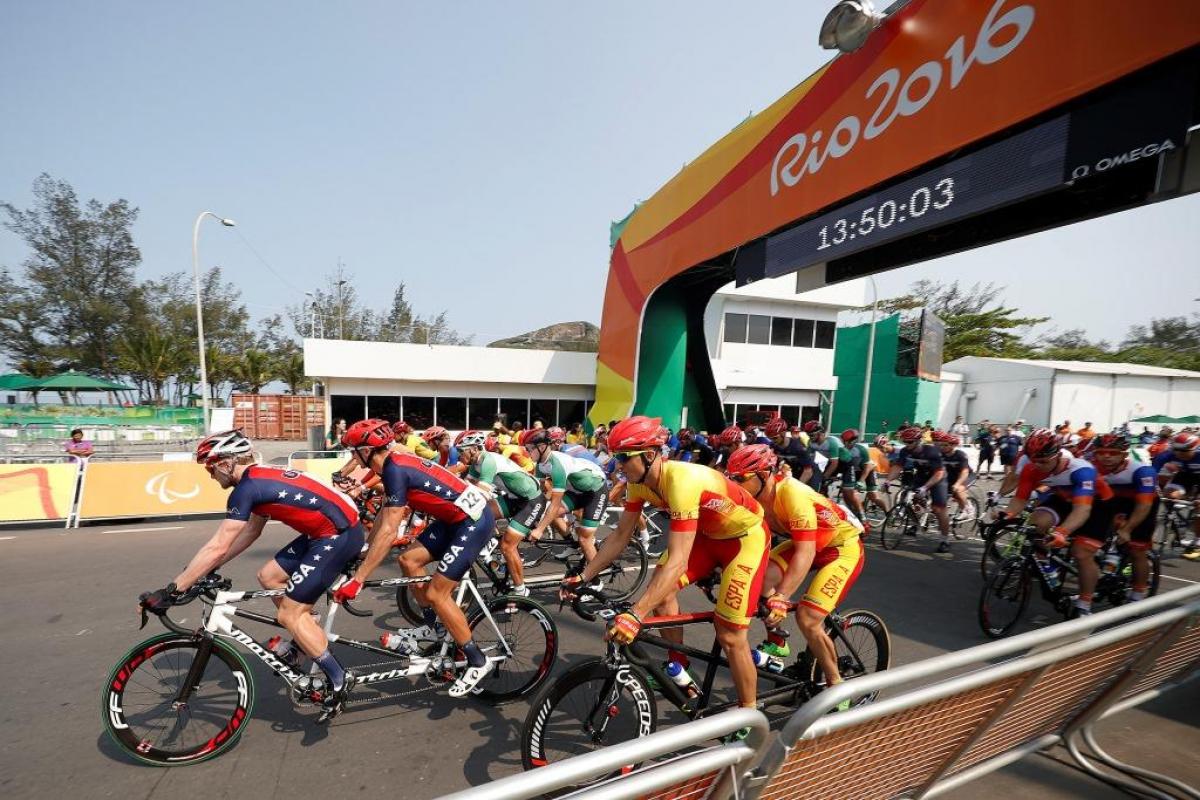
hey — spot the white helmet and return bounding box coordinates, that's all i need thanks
[455,429,488,450]
[195,429,253,464]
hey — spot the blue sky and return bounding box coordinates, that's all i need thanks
[3,1,1197,349]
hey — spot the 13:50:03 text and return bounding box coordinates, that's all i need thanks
[816,177,956,251]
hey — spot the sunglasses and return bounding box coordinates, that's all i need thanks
[728,473,757,483]
[613,450,652,463]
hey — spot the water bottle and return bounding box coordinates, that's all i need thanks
[751,649,784,674]
[379,632,414,654]
[1102,548,1121,575]
[1038,557,1061,589]
[665,661,699,697]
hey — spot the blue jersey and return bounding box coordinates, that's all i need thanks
[1153,450,1200,487]
[897,444,945,482]
[225,465,359,538]
[381,451,473,523]
[560,443,601,465]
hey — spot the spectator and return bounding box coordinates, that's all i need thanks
[1076,421,1095,445]
[324,419,347,451]
[1138,426,1154,445]
[566,422,586,446]
[975,425,996,475]
[921,420,934,444]
[63,428,95,464]
[998,424,1023,480]
[952,415,971,442]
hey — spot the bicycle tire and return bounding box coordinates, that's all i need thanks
[980,525,1029,581]
[596,537,650,601]
[467,595,559,703]
[952,497,980,539]
[396,564,483,626]
[807,610,891,706]
[879,506,908,550]
[862,499,888,530]
[978,556,1032,639]
[103,633,254,766]
[521,659,657,771]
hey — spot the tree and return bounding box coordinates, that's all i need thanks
[118,329,186,405]
[1035,328,1115,363]
[279,353,309,394]
[876,280,1047,361]
[0,174,141,376]
[232,349,275,393]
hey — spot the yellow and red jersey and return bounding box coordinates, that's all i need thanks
[768,475,860,551]
[624,460,763,539]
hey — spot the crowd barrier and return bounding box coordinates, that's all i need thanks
[74,461,229,525]
[443,584,1200,800]
[0,462,80,527]
[288,450,352,485]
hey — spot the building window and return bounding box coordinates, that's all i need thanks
[794,319,814,347]
[723,404,734,426]
[801,405,821,424]
[437,397,466,429]
[814,320,836,349]
[499,398,528,428]
[468,398,499,429]
[558,400,586,429]
[367,396,399,423]
[780,405,800,427]
[723,313,747,343]
[771,317,793,346]
[530,398,557,427]
[331,395,366,427]
[747,314,771,345]
[403,396,434,429]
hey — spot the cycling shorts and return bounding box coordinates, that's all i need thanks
[769,535,865,616]
[1034,494,1112,549]
[1163,471,1199,495]
[1104,495,1159,549]
[416,507,496,581]
[562,488,608,530]
[916,479,949,508]
[838,463,869,492]
[274,525,366,605]
[500,493,547,536]
[662,522,769,629]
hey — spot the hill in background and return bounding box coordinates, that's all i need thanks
[488,321,599,352]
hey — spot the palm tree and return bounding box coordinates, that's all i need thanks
[279,353,309,394]
[117,330,183,405]
[233,349,275,394]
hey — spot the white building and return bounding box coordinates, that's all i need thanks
[939,357,1200,431]
[305,277,868,431]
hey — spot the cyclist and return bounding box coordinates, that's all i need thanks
[766,417,815,487]
[674,428,717,466]
[712,423,744,467]
[549,425,603,466]
[807,424,843,494]
[1153,432,1200,561]
[138,430,365,722]
[999,428,1113,617]
[889,426,953,552]
[837,429,879,529]
[522,428,608,562]
[1090,433,1157,600]
[935,431,975,523]
[335,419,496,696]
[393,419,438,460]
[562,415,769,713]
[725,445,862,707]
[423,425,465,474]
[456,429,546,596]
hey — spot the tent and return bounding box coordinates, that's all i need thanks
[29,371,134,391]
[1131,414,1196,425]
[0,373,42,390]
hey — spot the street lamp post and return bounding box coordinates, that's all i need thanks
[192,211,236,434]
[858,276,879,435]
[336,279,347,339]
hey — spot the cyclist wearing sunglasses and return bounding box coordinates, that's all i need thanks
[725,445,863,698]
[563,415,769,710]
[140,430,366,722]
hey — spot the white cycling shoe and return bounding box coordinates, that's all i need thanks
[448,658,495,698]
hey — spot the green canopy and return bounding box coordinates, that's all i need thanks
[0,373,41,390]
[1131,414,1195,425]
[27,371,135,391]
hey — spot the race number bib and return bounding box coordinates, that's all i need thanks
[453,485,489,521]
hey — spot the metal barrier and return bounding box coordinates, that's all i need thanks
[287,449,350,468]
[440,586,1200,800]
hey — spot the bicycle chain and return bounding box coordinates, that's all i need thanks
[342,657,456,705]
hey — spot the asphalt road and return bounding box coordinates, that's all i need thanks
[1,481,1197,800]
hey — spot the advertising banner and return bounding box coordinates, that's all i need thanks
[78,462,228,521]
[288,453,353,485]
[0,463,79,522]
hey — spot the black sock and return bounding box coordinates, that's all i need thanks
[462,640,486,668]
[422,606,437,627]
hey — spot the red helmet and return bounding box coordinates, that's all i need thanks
[421,425,447,444]
[873,434,889,448]
[483,433,500,453]
[392,420,411,438]
[840,428,860,444]
[714,424,743,448]
[520,428,551,448]
[1024,428,1062,459]
[802,420,822,434]
[547,426,566,444]
[1171,432,1199,451]
[763,417,788,438]
[608,416,667,451]
[342,419,393,450]
[724,444,777,475]
[677,427,696,442]
[898,426,923,443]
[1092,433,1129,452]
[937,432,960,446]
[195,429,252,464]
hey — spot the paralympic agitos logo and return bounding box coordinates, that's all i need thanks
[145,471,201,504]
[770,0,1035,197]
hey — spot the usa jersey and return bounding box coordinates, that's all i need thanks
[226,466,359,538]
[381,451,472,523]
[1016,456,1113,505]
[1093,457,1157,504]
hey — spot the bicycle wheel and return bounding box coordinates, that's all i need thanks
[521,660,657,770]
[597,537,649,601]
[467,595,559,703]
[808,610,891,706]
[396,566,479,626]
[879,506,909,550]
[103,633,254,766]
[862,499,888,530]
[978,557,1032,639]
[952,497,980,539]
[980,525,1028,580]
